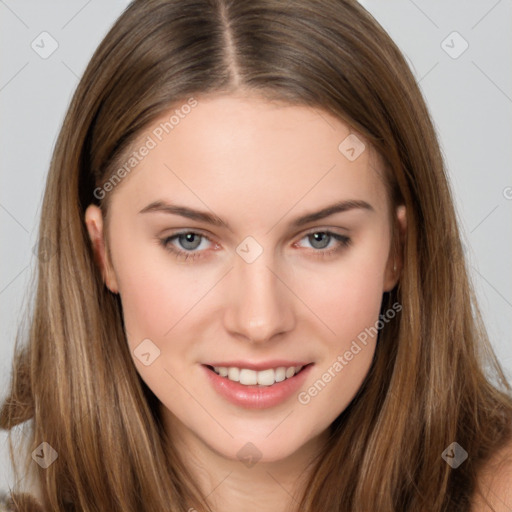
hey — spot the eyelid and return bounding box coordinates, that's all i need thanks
[300,226,350,236]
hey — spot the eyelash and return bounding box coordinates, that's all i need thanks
[158,229,351,262]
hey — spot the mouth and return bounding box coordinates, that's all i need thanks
[202,362,314,409]
[203,363,313,387]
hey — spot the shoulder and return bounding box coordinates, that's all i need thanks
[470,437,512,511]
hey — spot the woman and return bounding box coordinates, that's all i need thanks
[1,0,511,510]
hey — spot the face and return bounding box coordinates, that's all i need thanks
[85,93,405,464]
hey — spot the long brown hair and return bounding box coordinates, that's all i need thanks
[2,0,511,510]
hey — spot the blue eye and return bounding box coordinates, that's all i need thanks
[172,232,203,251]
[158,229,351,262]
[159,231,213,261]
[302,232,350,250]
[296,231,351,259]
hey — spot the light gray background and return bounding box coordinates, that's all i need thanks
[1,0,511,494]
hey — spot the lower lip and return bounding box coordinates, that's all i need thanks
[202,364,313,409]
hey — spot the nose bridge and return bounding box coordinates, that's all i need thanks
[224,244,295,342]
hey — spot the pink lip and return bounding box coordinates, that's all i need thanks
[205,360,311,371]
[202,363,314,409]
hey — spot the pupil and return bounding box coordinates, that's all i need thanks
[311,232,329,249]
[181,233,201,250]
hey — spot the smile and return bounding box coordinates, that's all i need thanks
[203,363,314,409]
[208,365,305,387]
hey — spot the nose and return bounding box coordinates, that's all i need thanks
[222,250,296,344]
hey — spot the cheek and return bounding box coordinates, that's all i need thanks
[116,271,171,340]
[297,271,383,413]
[119,278,211,365]
[113,252,207,395]
[103,226,188,400]
[316,273,381,326]
[296,253,387,345]
[305,250,389,412]
[111,234,207,339]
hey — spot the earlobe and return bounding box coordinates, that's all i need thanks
[383,205,407,292]
[84,204,119,293]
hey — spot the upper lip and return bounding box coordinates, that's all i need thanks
[204,360,312,371]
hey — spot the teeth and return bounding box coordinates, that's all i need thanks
[212,365,304,386]
[227,367,240,382]
[257,369,275,386]
[275,367,286,383]
[285,367,295,379]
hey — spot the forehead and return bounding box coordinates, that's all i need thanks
[108,93,389,219]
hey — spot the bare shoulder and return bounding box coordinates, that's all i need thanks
[471,437,512,511]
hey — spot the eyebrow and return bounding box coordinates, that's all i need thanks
[138,199,374,230]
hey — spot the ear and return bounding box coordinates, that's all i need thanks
[84,204,119,293]
[383,205,407,292]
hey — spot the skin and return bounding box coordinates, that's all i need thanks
[85,92,407,512]
[471,441,512,511]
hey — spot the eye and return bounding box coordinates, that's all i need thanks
[158,229,351,263]
[294,230,351,258]
[159,231,215,261]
